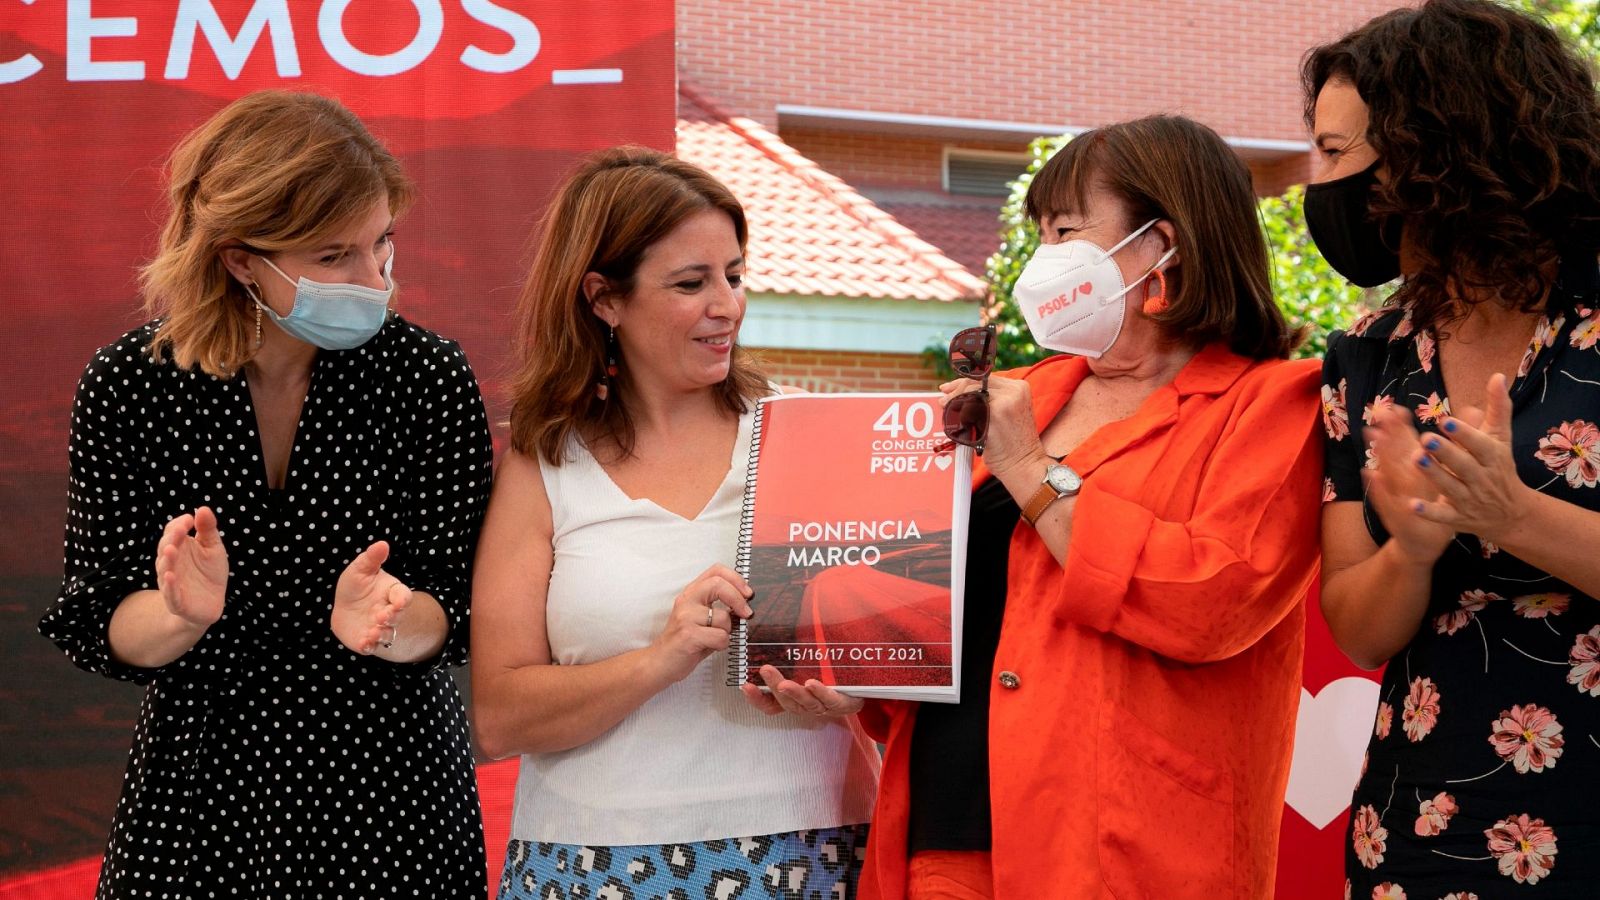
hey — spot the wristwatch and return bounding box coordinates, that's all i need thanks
[1021,462,1082,526]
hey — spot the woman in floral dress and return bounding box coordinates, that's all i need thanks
[1308,2,1600,897]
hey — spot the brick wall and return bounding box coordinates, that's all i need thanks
[1254,153,1314,197]
[750,347,944,393]
[783,128,1024,191]
[678,0,1402,141]
[788,126,1317,200]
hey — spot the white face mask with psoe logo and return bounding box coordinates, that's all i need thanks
[1012,219,1175,358]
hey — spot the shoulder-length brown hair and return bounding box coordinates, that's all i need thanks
[141,90,413,376]
[1025,115,1300,359]
[1303,0,1600,332]
[507,146,767,464]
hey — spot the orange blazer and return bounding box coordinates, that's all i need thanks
[858,344,1323,899]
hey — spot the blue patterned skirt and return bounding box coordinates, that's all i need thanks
[497,824,869,900]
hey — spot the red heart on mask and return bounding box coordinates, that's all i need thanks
[1077,281,1094,295]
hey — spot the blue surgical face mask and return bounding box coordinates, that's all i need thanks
[249,248,395,350]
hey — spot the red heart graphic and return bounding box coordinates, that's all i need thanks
[1078,281,1094,295]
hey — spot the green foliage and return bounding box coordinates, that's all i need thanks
[978,134,1073,372]
[1514,0,1600,55]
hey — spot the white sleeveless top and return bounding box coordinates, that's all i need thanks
[509,405,881,846]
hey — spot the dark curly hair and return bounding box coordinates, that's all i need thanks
[1303,0,1600,333]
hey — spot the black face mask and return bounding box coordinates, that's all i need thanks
[1304,160,1402,287]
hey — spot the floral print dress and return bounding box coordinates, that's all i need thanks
[1322,266,1600,900]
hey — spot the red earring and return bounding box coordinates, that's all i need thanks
[596,325,619,401]
[1142,268,1169,316]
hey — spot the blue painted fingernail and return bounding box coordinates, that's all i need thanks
[1443,420,1458,433]
[1417,455,1430,468]
[1413,500,1425,512]
[1425,439,1440,452]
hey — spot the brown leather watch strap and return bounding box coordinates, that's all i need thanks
[1021,481,1063,526]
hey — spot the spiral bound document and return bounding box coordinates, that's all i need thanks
[726,392,972,702]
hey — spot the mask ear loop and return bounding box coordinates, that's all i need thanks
[257,254,299,289]
[1095,218,1161,263]
[379,245,397,312]
[1098,243,1177,311]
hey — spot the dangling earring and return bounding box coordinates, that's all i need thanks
[596,325,619,401]
[243,281,264,349]
[1142,267,1169,316]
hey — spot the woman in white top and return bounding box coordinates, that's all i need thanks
[472,146,880,900]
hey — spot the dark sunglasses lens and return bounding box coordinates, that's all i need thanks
[949,326,995,377]
[943,392,989,447]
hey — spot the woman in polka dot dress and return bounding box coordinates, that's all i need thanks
[472,148,880,900]
[38,91,493,899]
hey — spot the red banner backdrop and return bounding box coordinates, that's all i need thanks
[0,0,673,890]
[1277,586,1384,899]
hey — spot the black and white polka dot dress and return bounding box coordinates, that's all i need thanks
[38,315,494,899]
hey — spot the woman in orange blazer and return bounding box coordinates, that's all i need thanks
[748,115,1324,899]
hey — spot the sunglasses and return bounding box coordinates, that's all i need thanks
[937,324,996,455]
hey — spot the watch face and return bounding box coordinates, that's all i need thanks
[1045,464,1082,494]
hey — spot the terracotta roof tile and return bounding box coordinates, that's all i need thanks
[676,84,986,304]
[874,200,1007,278]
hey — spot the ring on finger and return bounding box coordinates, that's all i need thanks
[705,607,715,627]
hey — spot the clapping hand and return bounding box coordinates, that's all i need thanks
[154,506,229,630]
[331,541,413,655]
[1407,373,1530,543]
[1364,403,1458,564]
